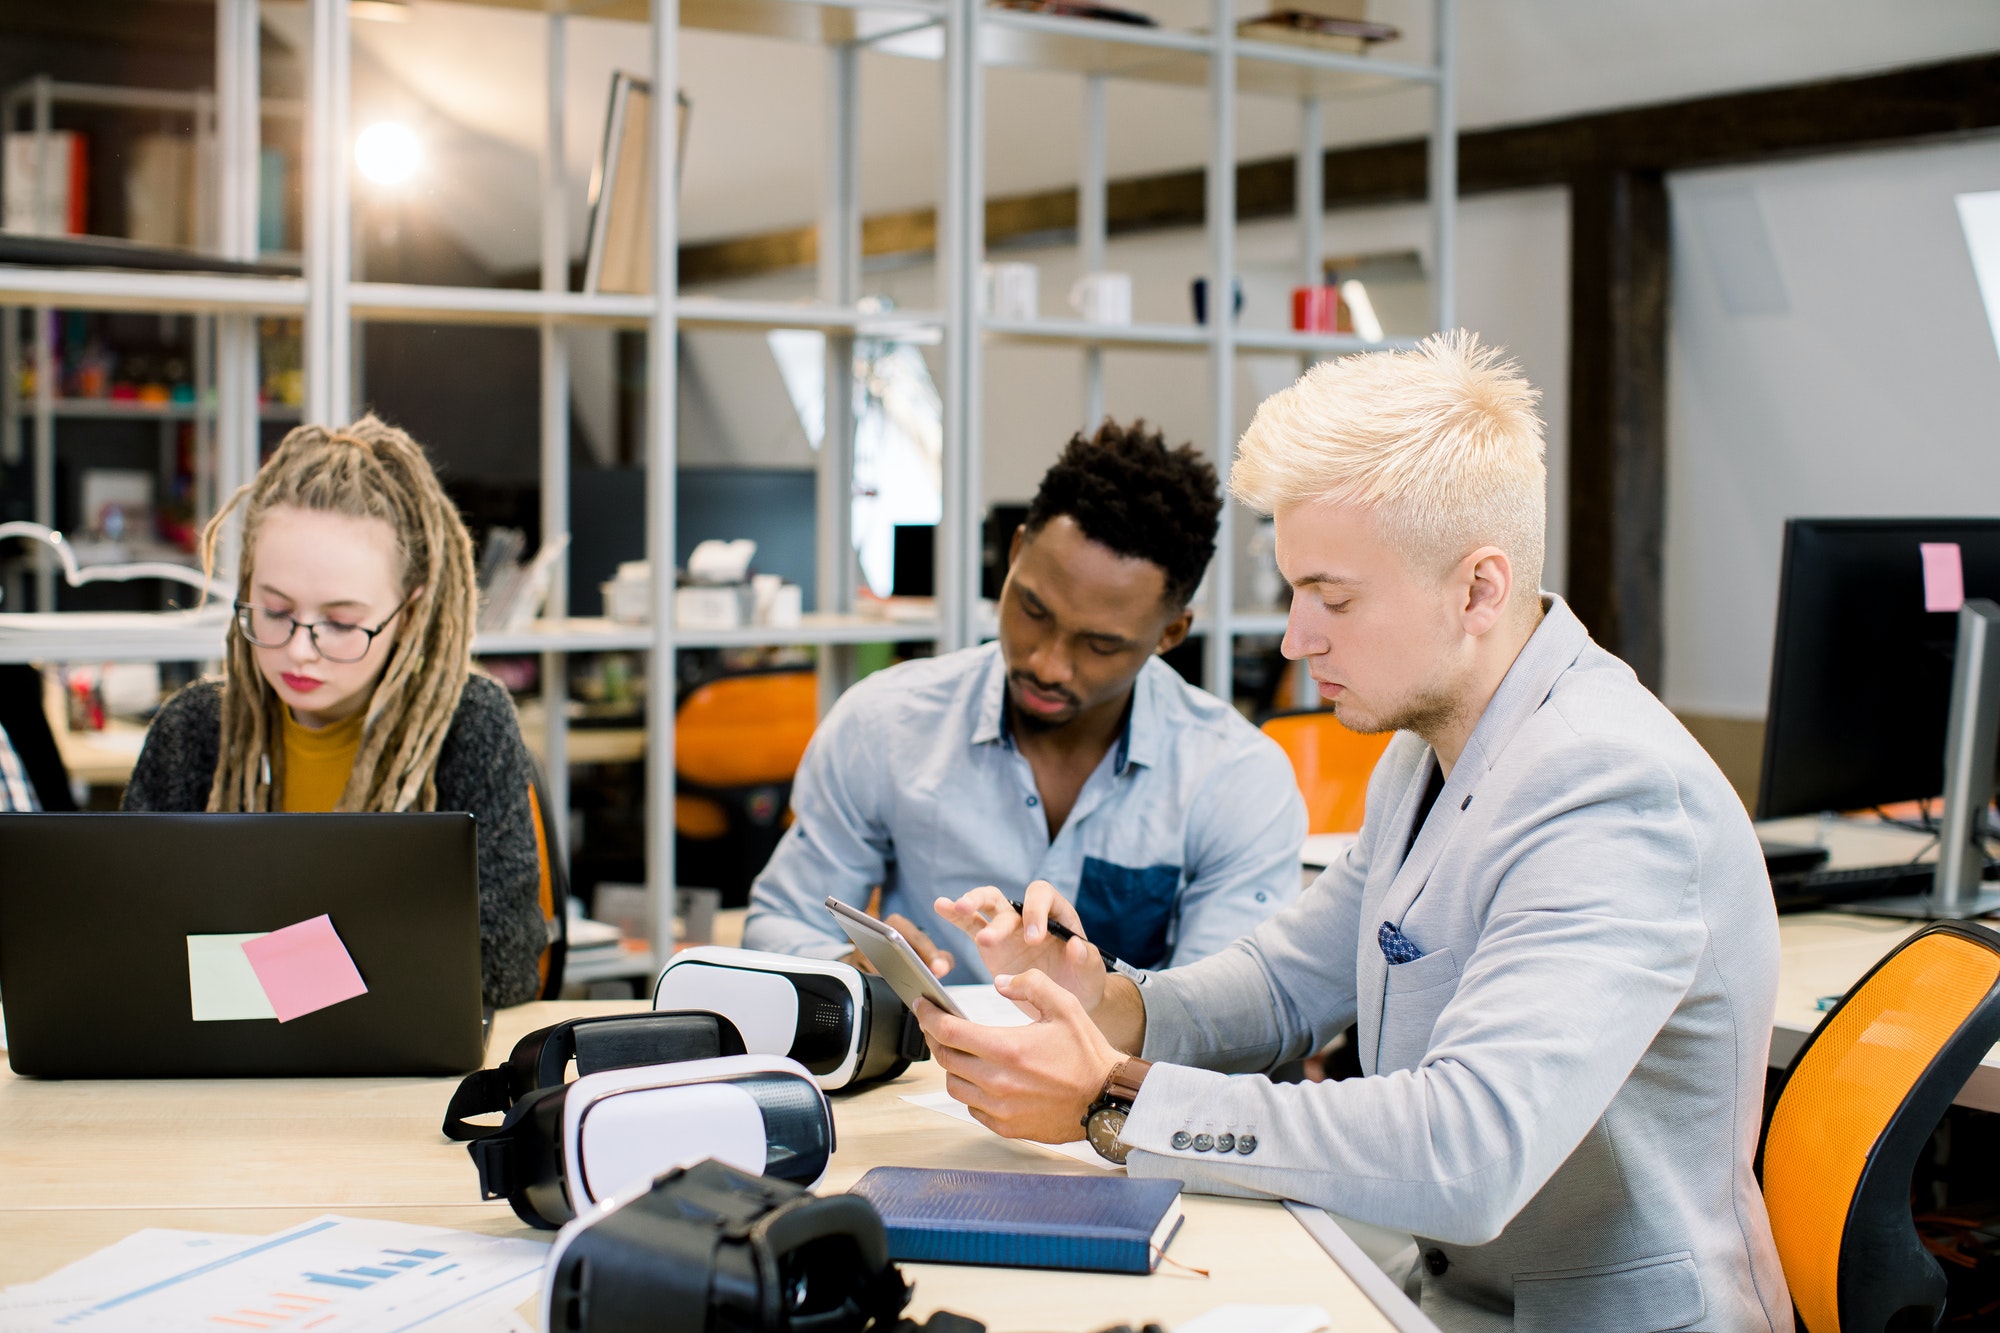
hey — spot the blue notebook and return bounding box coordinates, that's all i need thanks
[849,1166,1184,1274]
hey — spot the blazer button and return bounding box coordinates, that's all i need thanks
[1235,1134,1257,1155]
[1171,1131,1192,1150]
[1192,1134,1214,1152]
[1214,1133,1235,1153]
[1423,1248,1449,1276]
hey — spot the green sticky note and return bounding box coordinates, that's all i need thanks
[187,933,278,1022]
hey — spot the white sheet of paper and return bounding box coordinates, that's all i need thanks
[1299,832,1359,869]
[0,1215,545,1332]
[1175,1305,1331,1333]
[900,1089,1122,1170]
[942,984,1033,1027]
[186,933,277,1022]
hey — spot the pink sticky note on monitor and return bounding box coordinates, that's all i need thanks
[1921,542,1966,613]
[239,914,368,1023]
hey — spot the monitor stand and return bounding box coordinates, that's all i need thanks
[1847,599,2000,921]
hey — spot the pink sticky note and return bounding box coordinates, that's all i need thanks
[239,915,368,1023]
[1921,542,1965,613]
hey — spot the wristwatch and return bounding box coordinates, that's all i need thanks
[1081,1058,1152,1165]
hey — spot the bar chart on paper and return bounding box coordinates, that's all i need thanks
[0,1216,546,1332]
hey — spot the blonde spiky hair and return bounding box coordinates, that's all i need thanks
[198,415,478,813]
[1232,330,1548,606]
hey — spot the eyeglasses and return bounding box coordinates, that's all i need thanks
[233,594,412,664]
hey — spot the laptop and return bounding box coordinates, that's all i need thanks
[0,813,488,1078]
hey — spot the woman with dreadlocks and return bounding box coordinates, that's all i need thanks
[123,416,545,1007]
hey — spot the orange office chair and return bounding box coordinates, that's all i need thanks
[527,763,570,1000]
[1760,920,2000,1333]
[1259,708,1393,835]
[674,667,818,907]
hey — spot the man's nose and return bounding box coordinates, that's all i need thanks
[1028,638,1073,686]
[1281,594,1327,662]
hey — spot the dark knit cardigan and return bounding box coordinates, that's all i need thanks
[121,674,546,1008]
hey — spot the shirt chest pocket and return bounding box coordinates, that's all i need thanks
[1074,856,1181,970]
[1375,946,1460,1073]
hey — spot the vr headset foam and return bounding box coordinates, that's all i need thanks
[652,947,927,1090]
[443,1010,746,1142]
[469,1053,833,1229]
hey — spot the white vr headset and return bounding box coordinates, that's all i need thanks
[468,1053,833,1230]
[653,947,928,1091]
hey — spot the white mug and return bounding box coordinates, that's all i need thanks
[1068,271,1133,325]
[981,262,1039,322]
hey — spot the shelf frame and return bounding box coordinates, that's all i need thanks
[0,0,1457,948]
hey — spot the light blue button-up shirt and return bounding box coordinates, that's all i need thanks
[742,643,1307,982]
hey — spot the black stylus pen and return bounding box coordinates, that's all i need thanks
[1006,900,1127,971]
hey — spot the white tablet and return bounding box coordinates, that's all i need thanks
[824,897,967,1019]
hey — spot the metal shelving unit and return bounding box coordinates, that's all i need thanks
[0,0,1455,945]
[945,1,1458,697]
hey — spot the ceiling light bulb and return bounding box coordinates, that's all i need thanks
[355,122,420,186]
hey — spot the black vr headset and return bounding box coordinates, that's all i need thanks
[468,1054,835,1230]
[543,1158,987,1333]
[443,1010,747,1142]
[652,947,928,1091]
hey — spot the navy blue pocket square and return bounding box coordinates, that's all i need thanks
[1378,920,1424,964]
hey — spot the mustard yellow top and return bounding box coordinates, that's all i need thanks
[279,708,366,813]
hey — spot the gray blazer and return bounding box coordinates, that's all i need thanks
[1120,598,1792,1333]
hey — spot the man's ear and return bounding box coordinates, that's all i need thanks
[1154,605,1194,656]
[1459,547,1512,636]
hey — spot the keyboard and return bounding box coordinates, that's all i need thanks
[1770,862,1937,912]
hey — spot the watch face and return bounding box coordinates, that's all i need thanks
[1086,1106,1129,1164]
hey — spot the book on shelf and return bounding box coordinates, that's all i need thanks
[847,1165,1185,1274]
[3,131,88,236]
[476,530,571,634]
[987,0,1158,25]
[125,134,196,250]
[582,72,691,297]
[1236,9,1401,53]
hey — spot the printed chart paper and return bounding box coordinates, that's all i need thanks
[240,915,368,1022]
[0,1215,545,1331]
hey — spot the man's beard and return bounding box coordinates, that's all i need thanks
[1007,672,1080,734]
[1332,680,1463,741]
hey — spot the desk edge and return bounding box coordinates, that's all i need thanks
[1285,1202,1441,1333]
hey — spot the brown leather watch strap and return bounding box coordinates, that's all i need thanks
[1104,1057,1152,1105]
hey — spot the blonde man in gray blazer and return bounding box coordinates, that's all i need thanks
[914,332,1792,1333]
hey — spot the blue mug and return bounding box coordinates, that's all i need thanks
[1191,277,1244,326]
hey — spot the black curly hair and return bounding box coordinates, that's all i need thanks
[1022,420,1221,607]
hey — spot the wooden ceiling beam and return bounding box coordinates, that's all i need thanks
[680,51,2000,286]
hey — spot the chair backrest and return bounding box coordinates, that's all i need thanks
[1761,920,2000,1333]
[1258,708,1392,835]
[527,768,569,1001]
[675,669,818,791]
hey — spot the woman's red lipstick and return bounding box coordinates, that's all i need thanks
[281,672,324,693]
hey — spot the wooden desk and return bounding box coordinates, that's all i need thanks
[0,1000,1428,1332]
[1756,814,2000,1112]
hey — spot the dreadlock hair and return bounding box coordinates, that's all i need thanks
[198,415,478,814]
[1023,419,1221,607]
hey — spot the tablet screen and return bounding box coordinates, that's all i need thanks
[824,898,966,1019]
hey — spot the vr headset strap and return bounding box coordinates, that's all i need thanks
[443,1011,747,1142]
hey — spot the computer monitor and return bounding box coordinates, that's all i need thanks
[893,524,935,597]
[1757,517,2000,821]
